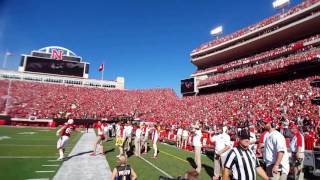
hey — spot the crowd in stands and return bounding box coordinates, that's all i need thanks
[1,70,320,151]
[0,75,319,131]
[0,79,9,113]
[4,81,178,121]
[193,34,320,75]
[198,46,320,86]
[192,0,320,54]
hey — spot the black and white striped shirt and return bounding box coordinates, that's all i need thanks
[224,146,260,180]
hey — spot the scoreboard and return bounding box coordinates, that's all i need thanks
[19,46,89,78]
[181,78,195,94]
[24,56,85,77]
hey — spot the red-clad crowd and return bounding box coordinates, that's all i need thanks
[1,75,320,152]
[198,47,320,86]
[192,0,320,54]
[193,34,320,75]
[0,79,9,113]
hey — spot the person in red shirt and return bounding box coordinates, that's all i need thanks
[305,130,316,150]
[90,120,106,156]
[56,119,76,160]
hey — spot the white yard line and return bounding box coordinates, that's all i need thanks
[161,142,207,156]
[139,156,173,178]
[42,164,59,167]
[35,171,55,173]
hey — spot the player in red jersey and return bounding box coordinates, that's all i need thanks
[56,119,76,160]
[90,120,106,156]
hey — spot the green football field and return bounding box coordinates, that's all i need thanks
[0,126,265,180]
[0,126,81,180]
[103,139,215,180]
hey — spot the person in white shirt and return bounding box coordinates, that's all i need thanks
[182,128,189,149]
[142,124,150,154]
[249,127,257,152]
[134,125,142,157]
[210,125,231,180]
[151,124,160,159]
[193,125,202,173]
[115,123,121,138]
[177,127,183,148]
[124,122,133,152]
[290,124,305,180]
[263,118,289,180]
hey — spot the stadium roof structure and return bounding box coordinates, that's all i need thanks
[37,46,78,57]
[190,1,320,68]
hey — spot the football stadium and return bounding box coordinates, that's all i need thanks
[1,0,320,180]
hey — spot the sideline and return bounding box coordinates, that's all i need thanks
[160,150,189,163]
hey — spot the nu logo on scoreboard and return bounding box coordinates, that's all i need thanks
[51,49,64,60]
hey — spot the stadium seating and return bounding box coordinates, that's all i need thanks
[198,47,320,86]
[192,0,320,54]
[3,75,320,133]
[193,34,320,75]
[0,79,9,113]
[6,81,178,121]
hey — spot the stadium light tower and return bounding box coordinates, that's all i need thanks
[273,0,290,14]
[210,26,223,39]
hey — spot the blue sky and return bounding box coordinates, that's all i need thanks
[0,0,301,95]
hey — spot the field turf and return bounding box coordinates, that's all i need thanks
[0,126,265,180]
[0,126,81,180]
[103,139,215,180]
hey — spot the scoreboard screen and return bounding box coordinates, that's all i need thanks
[181,78,195,94]
[25,56,85,77]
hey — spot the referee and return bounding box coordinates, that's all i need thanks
[223,129,269,180]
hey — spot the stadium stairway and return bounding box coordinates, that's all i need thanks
[53,129,112,180]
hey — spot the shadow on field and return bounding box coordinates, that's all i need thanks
[187,157,197,169]
[202,164,214,177]
[205,151,215,161]
[127,150,134,158]
[64,150,93,161]
[141,145,151,153]
[104,148,115,154]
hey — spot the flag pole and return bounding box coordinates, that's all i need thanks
[101,67,104,80]
[101,61,104,80]
[2,51,8,69]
